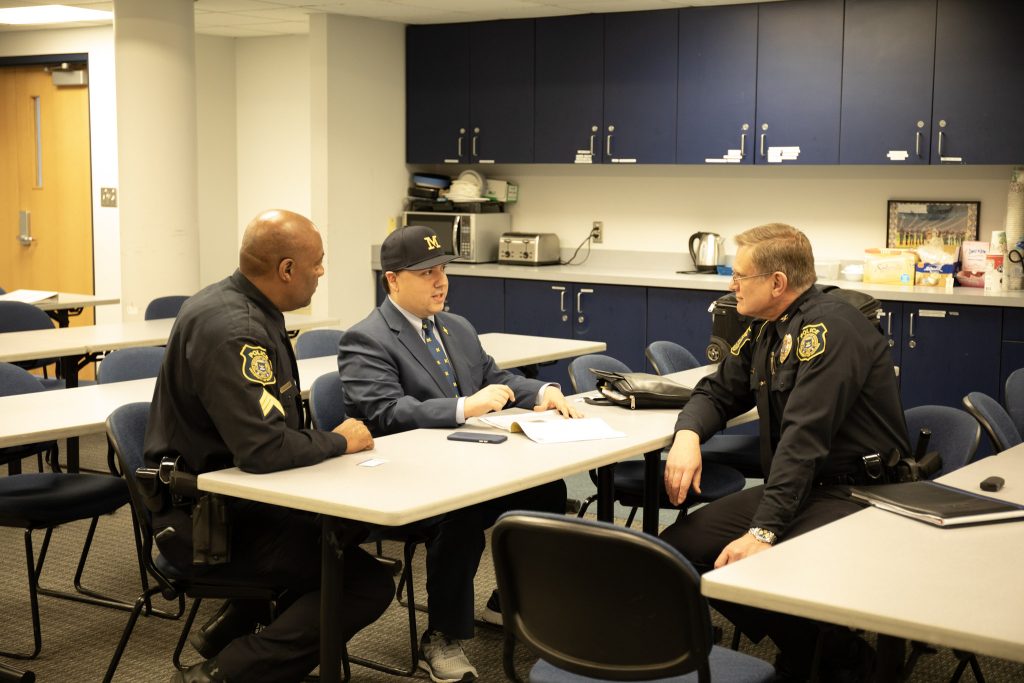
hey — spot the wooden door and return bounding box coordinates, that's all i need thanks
[1,65,94,325]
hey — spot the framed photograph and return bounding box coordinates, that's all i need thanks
[887,200,980,250]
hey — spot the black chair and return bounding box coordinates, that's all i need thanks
[645,341,763,478]
[295,328,344,359]
[97,347,166,385]
[492,511,776,682]
[143,295,189,320]
[1004,367,1024,438]
[0,363,57,475]
[567,354,746,527]
[307,373,422,676]
[103,402,279,682]
[962,391,1022,453]
[0,301,61,386]
[0,394,135,660]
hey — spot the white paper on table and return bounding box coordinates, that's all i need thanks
[479,409,563,432]
[516,417,625,444]
[0,289,57,304]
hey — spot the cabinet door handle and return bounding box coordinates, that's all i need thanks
[908,312,915,338]
[760,133,766,158]
[885,311,892,337]
[457,135,463,158]
[577,288,594,314]
[915,131,921,158]
[740,132,747,159]
[551,285,566,313]
[606,134,613,157]
[471,133,478,158]
[937,130,944,157]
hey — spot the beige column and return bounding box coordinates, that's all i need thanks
[114,0,198,319]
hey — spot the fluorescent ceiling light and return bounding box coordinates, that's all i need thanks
[0,5,113,25]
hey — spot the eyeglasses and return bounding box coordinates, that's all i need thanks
[730,272,773,285]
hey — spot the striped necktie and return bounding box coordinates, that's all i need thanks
[422,319,460,396]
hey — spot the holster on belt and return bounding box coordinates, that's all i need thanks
[192,492,231,566]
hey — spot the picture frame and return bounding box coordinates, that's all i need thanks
[886,200,980,250]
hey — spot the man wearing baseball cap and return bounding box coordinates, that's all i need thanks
[339,224,579,683]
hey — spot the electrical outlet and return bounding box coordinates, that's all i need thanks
[591,221,603,244]
[100,187,118,207]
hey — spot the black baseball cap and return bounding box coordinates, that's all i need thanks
[380,225,459,272]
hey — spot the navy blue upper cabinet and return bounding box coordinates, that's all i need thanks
[534,14,605,163]
[469,20,534,164]
[676,4,758,165]
[932,0,1024,164]
[602,10,678,164]
[840,0,936,164]
[406,20,534,164]
[406,23,470,164]
[754,0,844,164]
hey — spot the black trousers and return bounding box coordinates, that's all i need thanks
[165,500,395,683]
[400,478,567,639]
[659,485,866,658]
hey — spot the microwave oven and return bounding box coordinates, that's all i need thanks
[402,212,511,263]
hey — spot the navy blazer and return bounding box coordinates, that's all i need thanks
[339,298,546,436]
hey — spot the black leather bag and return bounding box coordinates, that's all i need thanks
[586,369,692,410]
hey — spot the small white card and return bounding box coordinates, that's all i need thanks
[358,458,386,468]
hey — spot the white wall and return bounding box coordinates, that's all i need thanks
[195,34,237,286]
[310,14,406,327]
[0,26,121,323]
[439,163,1016,265]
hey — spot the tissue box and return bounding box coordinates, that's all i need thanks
[864,250,916,285]
[915,262,957,286]
[484,179,519,203]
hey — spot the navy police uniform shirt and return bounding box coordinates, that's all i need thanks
[144,270,347,475]
[675,285,910,536]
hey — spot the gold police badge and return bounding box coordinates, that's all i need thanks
[730,325,753,356]
[779,333,793,364]
[796,323,827,362]
[240,344,275,385]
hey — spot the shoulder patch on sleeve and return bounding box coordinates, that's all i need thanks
[730,324,753,356]
[240,344,275,385]
[796,323,827,362]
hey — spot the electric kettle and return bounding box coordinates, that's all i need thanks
[689,232,724,273]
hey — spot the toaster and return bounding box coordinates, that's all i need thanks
[498,232,561,265]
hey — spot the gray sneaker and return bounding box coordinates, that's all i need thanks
[418,629,478,683]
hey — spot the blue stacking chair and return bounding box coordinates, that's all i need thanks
[308,373,423,676]
[961,392,1022,454]
[492,511,776,683]
[295,328,344,359]
[97,347,166,385]
[567,354,746,528]
[143,295,189,320]
[0,301,62,387]
[1002,367,1024,440]
[645,341,763,478]
[0,363,57,475]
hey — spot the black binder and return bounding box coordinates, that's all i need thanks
[846,481,1024,527]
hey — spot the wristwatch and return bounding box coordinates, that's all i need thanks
[748,527,778,545]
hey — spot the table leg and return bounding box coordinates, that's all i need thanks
[60,355,81,472]
[875,635,905,682]
[642,450,660,535]
[596,465,614,523]
[320,516,346,683]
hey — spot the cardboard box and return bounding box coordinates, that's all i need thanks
[484,179,519,203]
[960,241,989,272]
[864,249,916,285]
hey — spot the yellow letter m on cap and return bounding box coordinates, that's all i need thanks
[423,235,441,251]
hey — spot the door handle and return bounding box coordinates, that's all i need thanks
[937,130,944,158]
[471,127,479,158]
[589,125,598,155]
[18,211,34,246]
[915,131,921,158]
[551,286,566,313]
[908,312,915,338]
[576,288,594,314]
[760,133,766,158]
[740,132,747,159]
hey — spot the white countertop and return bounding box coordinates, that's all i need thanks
[372,246,1024,308]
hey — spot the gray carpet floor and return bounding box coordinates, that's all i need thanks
[2,434,1022,682]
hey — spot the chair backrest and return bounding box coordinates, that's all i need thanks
[295,328,344,360]
[904,405,981,478]
[0,301,57,371]
[567,354,631,394]
[645,340,701,375]
[144,295,189,320]
[1004,367,1024,439]
[962,392,1022,453]
[0,362,47,397]
[309,372,346,431]
[98,347,166,384]
[492,512,714,681]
